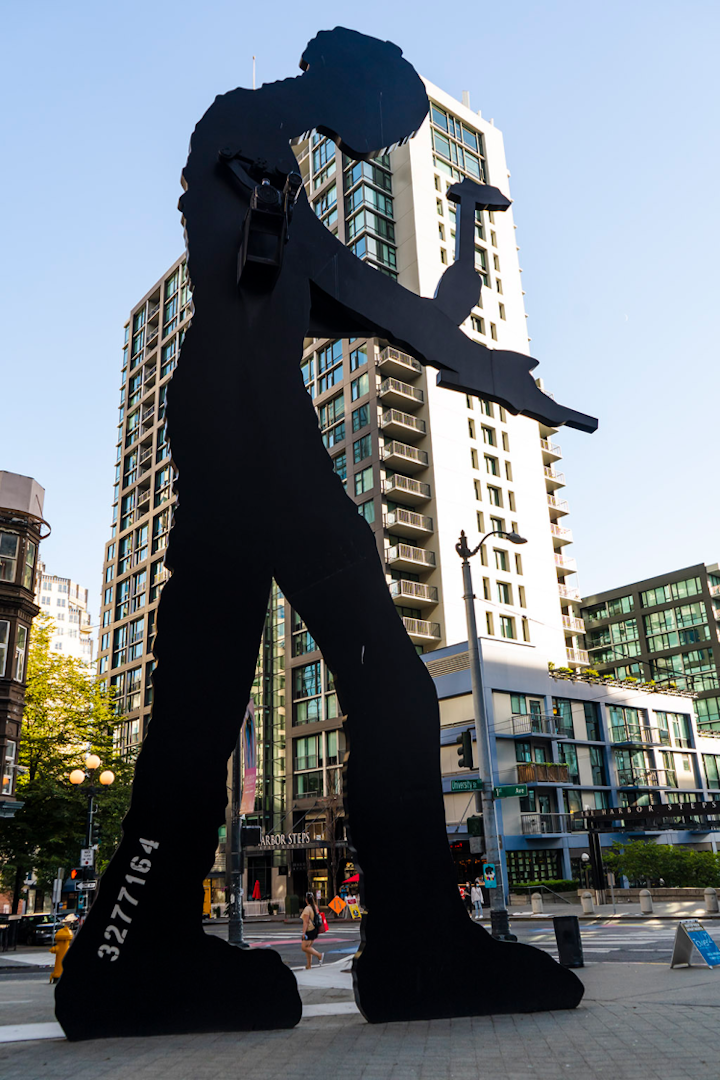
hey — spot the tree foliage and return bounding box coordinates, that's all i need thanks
[0,616,134,906]
[604,839,720,888]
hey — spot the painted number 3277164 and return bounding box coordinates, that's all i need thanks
[97,838,159,962]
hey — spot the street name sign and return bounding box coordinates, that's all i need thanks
[76,880,97,891]
[493,784,528,799]
[451,778,482,792]
[670,919,720,968]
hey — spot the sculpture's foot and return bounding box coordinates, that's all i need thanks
[353,918,583,1023]
[55,931,301,1040]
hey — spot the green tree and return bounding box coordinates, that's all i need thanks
[604,839,720,888]
[0,615,134,910]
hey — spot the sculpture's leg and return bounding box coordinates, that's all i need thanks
[277,495,584,1022]
[55,503,302,1040]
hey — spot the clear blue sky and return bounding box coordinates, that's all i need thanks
[1,1,718,623]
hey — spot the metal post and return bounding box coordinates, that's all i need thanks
[228,736,249,948]
[459,542,515,941]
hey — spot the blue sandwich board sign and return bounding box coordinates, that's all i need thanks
[670,919,720,969]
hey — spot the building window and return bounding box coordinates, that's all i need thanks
[332,452,347,483]
[474,479,482,501]
[486,612,494,635]
[518,585,526,608]
[358,499,375,524]
[497,582,512,605]
[490,323,497,340]
[521,617,530,642]
[485,455,499,476]
[0,620,9,678]
[476,511,485,532]
[479,399,494,417]
[0,532,19,582]
[508,491,516,512]
[471,316,485,335]
[354,466,373,496]
[22,541,36,590]
[13,624,28,682]
[352,404,370,432]
[490,516,505,534]
[482,426,496,446]
[468,418,476,440]
[488,486,502,507]
[350,345,368,371]
[470,448,479,470]
[351,372,370,401]
[353,435,372,464]
[494,549,509,572]
[499,303,506,320]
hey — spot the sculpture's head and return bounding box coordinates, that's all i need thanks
[299,28,428,160]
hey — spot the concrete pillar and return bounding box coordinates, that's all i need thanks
[531,892,543,915]
[581,891,595,915]
[639,889,653,915]
[704,888,719,914]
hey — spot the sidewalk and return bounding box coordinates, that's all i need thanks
[1,954,720,1079]
[509,899,720,921]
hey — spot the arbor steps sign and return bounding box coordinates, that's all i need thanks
[670,919,720,969]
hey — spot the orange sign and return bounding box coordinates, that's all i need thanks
[329,895,346,916]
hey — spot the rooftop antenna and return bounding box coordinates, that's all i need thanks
[252,55,256,90]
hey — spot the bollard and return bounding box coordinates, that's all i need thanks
[704,887,719,914]
[531,892,544,915]
[49,926,73,984]
[554,916,584,968]
[639,888,653,915]
[581,891,595,915]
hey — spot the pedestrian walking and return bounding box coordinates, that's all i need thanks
[300,891,324,969]
[471,881,483,921]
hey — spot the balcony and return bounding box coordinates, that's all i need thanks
[610,724,659,746]
[136,488,151,508]
[509,714,560,737]
[547,494,569,518]
[566,647,589,666]
[517,762,569,784]
[540,437,562,463]
[521,813,571,836]
[550,522,573,546]
[558,583,581,602]
[382,474,431,504]
[386,543,436,572]
[543,467,565,490]
[384,508,433,536]
[710,583,720,598]
[389,579,439,609]
[377,346,422,379]
[562,614,586,633]
[382,440,429,473]
[378,377,424,409]
[380,409,427,440]
[554,553,577,575]
[616,768,672,787]
[402,616,441,642]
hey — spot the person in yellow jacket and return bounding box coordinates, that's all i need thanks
[49,925,73,984]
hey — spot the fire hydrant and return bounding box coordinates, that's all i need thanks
[49,926,73,984]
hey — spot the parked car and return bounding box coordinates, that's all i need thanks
[18,915,58,946]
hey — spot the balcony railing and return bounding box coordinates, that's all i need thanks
[554,553,578,572]
[710,583,720,597]
[389,579,439,605]
[550,523,573,543]
[540,437,561,458]
[384,508,433,533]
[558,583,581,601]
[566,647,589,665]
[382,474,431,502]
[521,813,571,836]
[136,489,151,507]
[562,614,586,633]
[402,616,441,641]
[616,768,672,787]
[377,346,422,377]
[382,440,429,471]
[517,762,569,784]
[610,724,658,746]
[544,467,565,487]
[386,544,436,569]
[378,377,424,406]
[380,409,426,437]
[547,494,569,514]
[509,714,560,737]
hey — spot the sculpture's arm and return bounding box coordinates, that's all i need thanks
[300,205,597,433]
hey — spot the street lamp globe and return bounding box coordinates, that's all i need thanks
[99,770,115,786]
[85,753,101,771]
[69,769,86,785]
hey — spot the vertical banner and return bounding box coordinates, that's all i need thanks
[239,698,257,814]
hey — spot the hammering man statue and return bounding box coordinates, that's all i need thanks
[57,28,596,1040]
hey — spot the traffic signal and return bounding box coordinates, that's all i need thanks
[456,729,474,770]
[91,821,102,847]
[69,867,86,885]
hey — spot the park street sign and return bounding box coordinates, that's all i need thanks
[451,777,482,792]
[493,784,528,799]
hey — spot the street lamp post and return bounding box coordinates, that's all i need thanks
[228,734,250,948]
[456,527,527,941]
[69,754,115,914]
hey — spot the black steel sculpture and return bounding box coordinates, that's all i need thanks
[56,27,592,1040]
